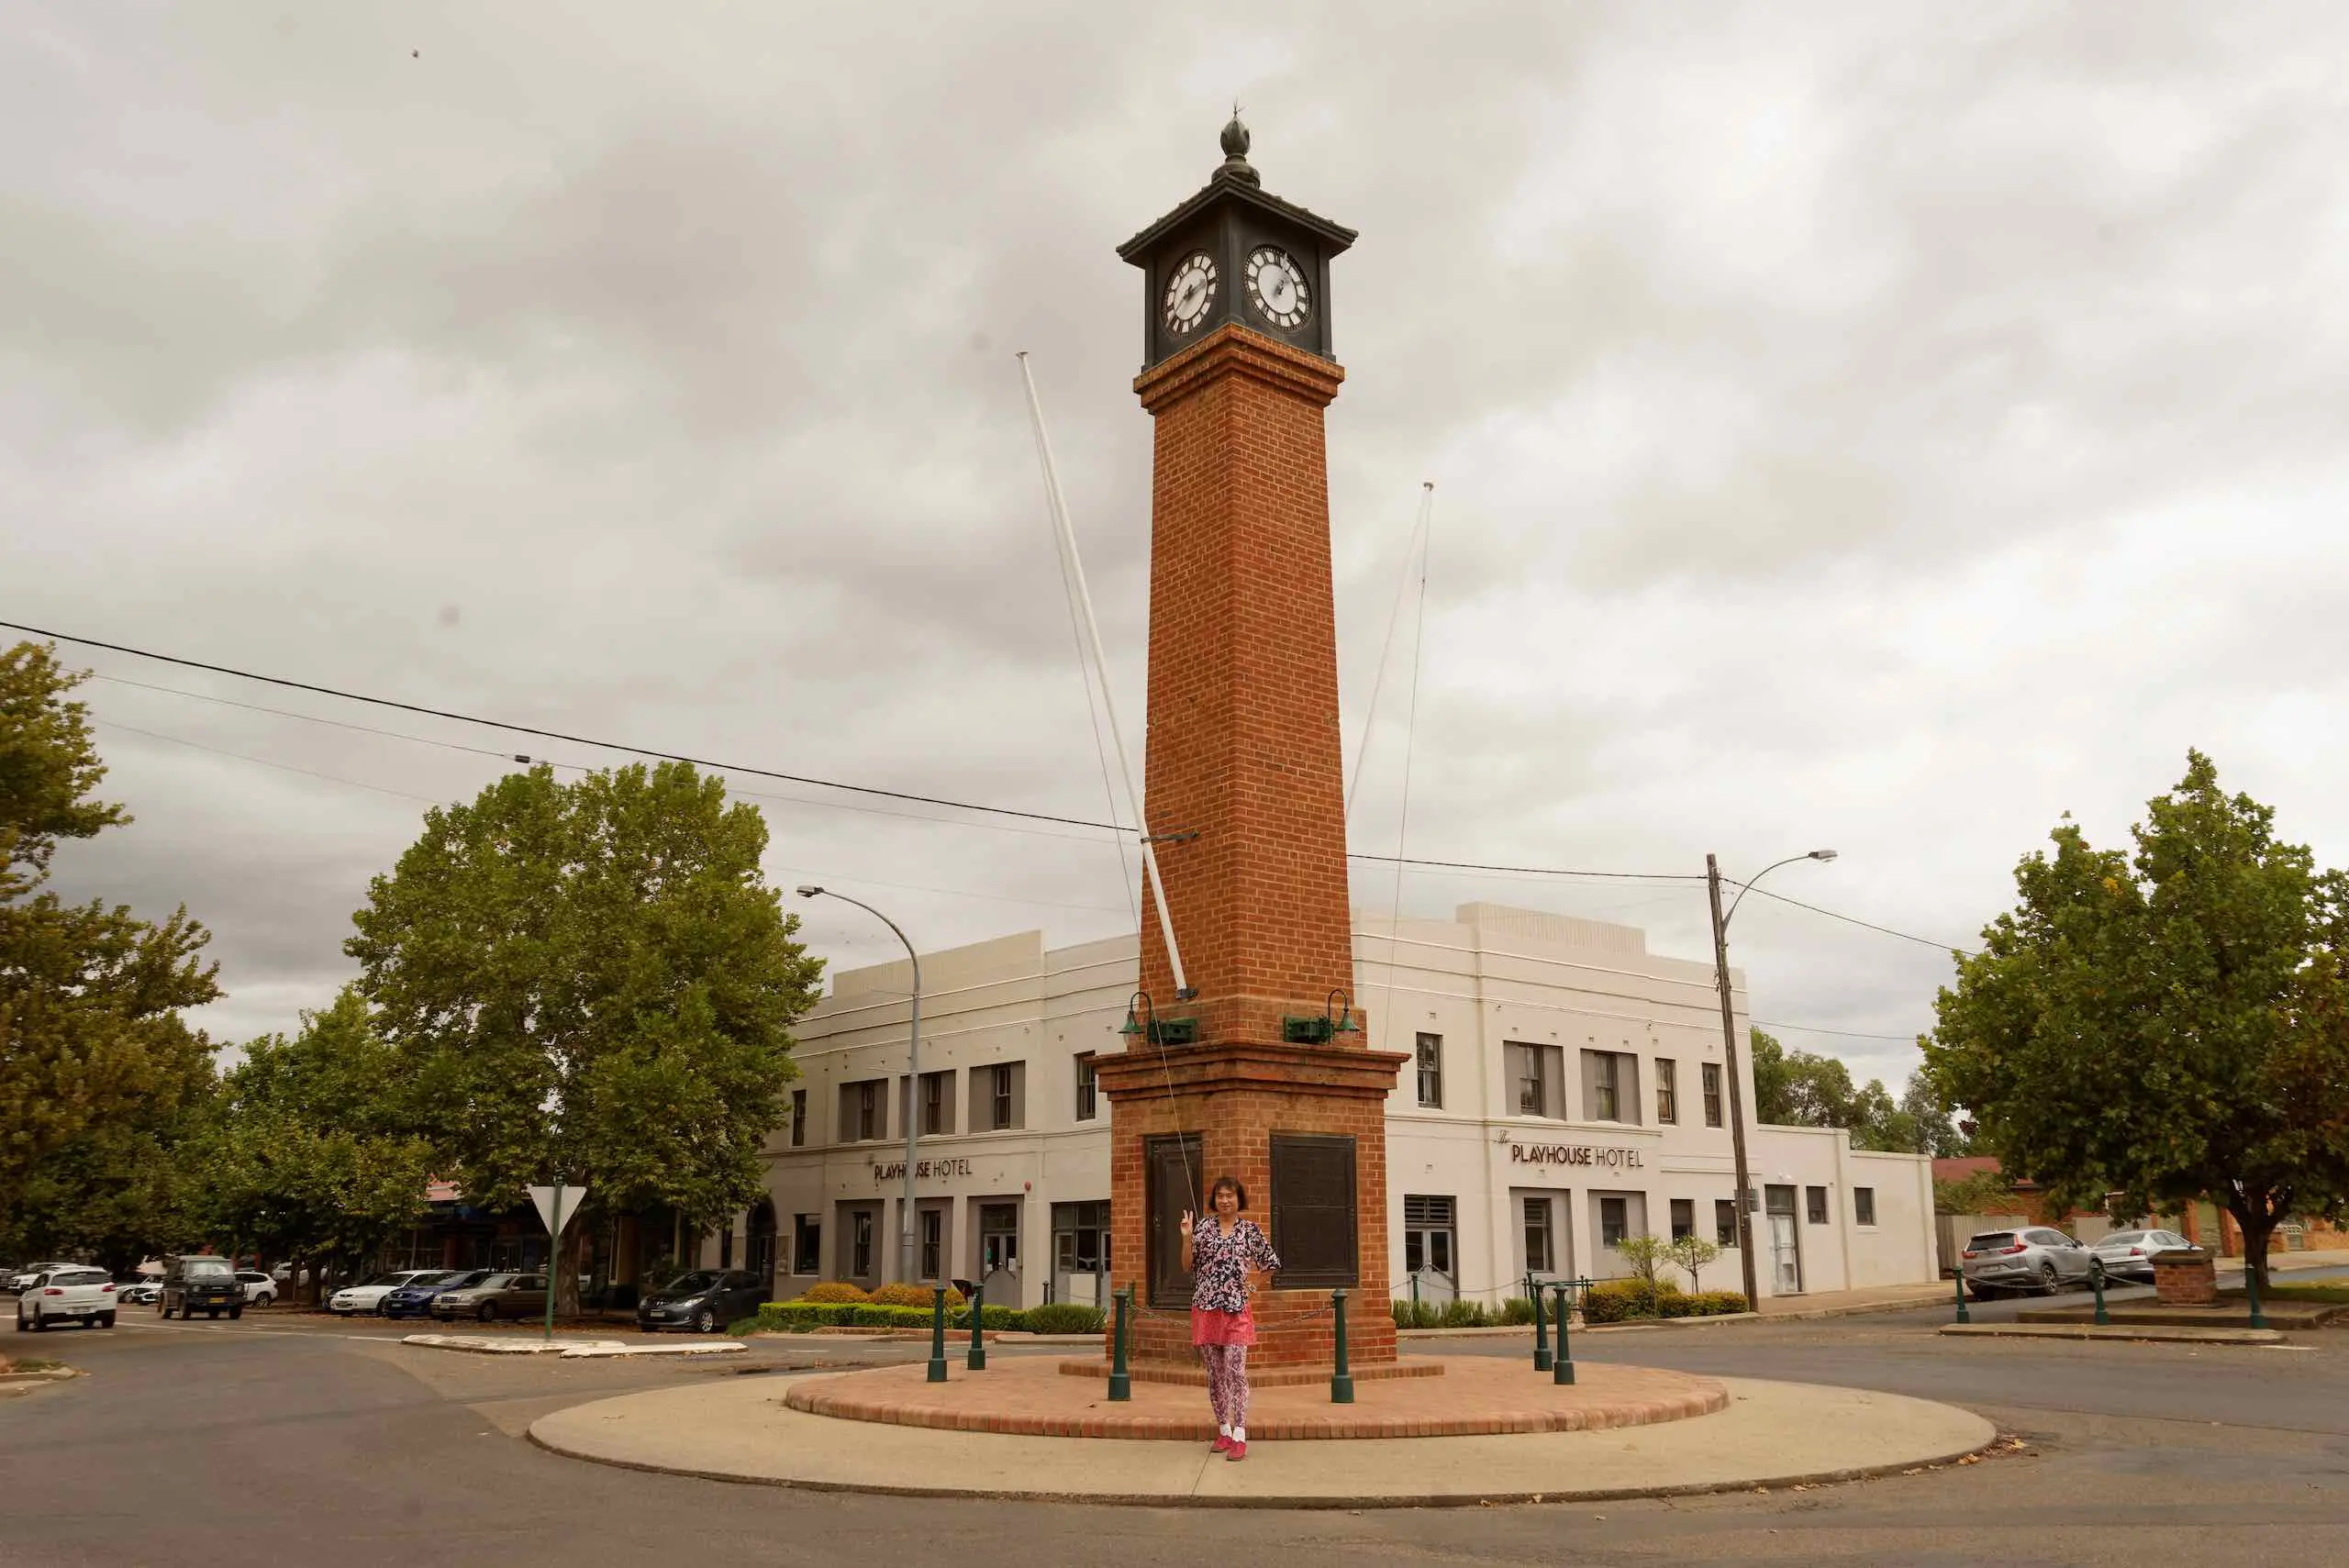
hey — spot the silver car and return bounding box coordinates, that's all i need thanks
[1962,1226,2095,1298]
[2087,1229,2193,1286]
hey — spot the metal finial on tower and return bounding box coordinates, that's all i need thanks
[1219,106,1258,184]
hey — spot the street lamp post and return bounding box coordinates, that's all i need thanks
[798,886,922,1289]
[1706,849,1836,1313]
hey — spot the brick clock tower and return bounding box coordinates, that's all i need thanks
[1089,117,1408,1373]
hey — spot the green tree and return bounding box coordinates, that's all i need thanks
[1925,752,2349,1290]
[0,642,222,1229]
[1611,1232,1671,1314]
[1751,1027,1924,1151]
[1898,1070,1974,1157]
[1664,1230,1721,1294]
[347,762,822,1314]
[206,988,435,1297]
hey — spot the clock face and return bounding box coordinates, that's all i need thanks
[1246,246,1311,329]
[1163,252,1218,335]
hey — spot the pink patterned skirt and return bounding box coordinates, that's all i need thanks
[1191,1306,1255,1347]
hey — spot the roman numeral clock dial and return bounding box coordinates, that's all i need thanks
[1245,245,1311,330]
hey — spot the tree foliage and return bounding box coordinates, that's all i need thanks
[205,988,435,1293]
[1750,1028,1952,1153]
[1665,1230,1721,1293]
[1924,752,2349,1288]
[347,762,822,1311]
[0,642,222,1235]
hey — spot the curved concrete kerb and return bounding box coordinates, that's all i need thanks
[528,1370,1997,1507]
[402,1333,744,1359]
[785,1354,1722,1439]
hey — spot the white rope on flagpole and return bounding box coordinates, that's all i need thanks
[1016,352,1194,999]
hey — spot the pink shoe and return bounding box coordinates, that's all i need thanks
[1226,1440,1248,1462]
[1210,1434,1233,1453]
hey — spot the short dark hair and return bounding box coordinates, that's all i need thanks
[1208,1175,1248,1211]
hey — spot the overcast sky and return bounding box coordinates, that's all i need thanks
[9,4,2348,1095]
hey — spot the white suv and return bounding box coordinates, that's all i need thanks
[14,1267,118,1331]
[235,1271,278,1307]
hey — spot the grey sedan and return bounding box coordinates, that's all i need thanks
[2087,1229,2194,1285]
[1962,1226,2096,1298]
[429,1273,547,1323]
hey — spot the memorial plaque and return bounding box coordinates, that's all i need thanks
[1269,1133,1357,1289]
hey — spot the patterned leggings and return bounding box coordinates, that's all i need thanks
[1201,1343,1251,1429]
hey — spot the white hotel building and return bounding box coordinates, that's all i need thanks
[740,903,1936,1310]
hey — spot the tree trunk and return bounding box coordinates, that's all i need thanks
[555,1216,590,1319]
[2227,1195,2276,1294]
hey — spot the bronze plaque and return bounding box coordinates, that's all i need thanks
[1146,1133,1204,1308]
[1269,1133,1358,1290]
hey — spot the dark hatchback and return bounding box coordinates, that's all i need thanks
[636,1270,767,1333]
[381,1268,491,1319]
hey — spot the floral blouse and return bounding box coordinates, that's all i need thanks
[1189,1218,1281,1313]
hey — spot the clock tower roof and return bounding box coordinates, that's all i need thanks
[1116,118,1357,268]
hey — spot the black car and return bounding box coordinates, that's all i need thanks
[635,1270,766,1333]
[160,1255,243,1320]
[381,1269,492,1319]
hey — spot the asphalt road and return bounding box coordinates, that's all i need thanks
[6,1303,2348,1567]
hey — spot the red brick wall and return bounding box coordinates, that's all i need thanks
[1131,325,1358,1048]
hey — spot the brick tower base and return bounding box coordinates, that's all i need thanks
[1089,1039,1408,1372]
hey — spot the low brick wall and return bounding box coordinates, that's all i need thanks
[2153,1248,2216,1305]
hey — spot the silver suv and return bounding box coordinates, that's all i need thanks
[1961,1226,2095,1298]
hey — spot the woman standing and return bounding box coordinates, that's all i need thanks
[1182,1175,1281,1460]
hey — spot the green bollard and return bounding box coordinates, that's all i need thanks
[2089,1258,2110,1327]
[1954,1268,1971,1325]
[1108,1286,1132,1402]
[2246,1259,2266,1330]
[1531,1273,1552,1373]
[1551,1282,1576,1385]
[966,1283,987,1371]
[928,1285,950,1383]
[1410,1272,1420,1318]
[1330,1289,1354,1404]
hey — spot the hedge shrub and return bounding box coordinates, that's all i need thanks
[748,1299,1043,1334]
[797,1282,870,1305]
[1579,1278,1679,1324]
[1022,1302,1106,1335]
[866,1282,963,1308]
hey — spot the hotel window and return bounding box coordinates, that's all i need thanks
[1806,1185,1829,1225]
[1505,1042,1562,1118]
[1715,1199,1738,1248]
[1403,1195,1455,1280]
[920,1070,952,1136]
[1075,1057,1098,1121]
[1655,1059,1676,1124]
[1415,1033,1443,1108]
[1522,1195,1554,1275]
[852,1210,874,1277]
[793,1215,821,1275]
[789,1088,807,1148]
[1671,1198,1695,1240]
[1702,1062,1724,1127]
[971,1062,1026,1131]
[919,1209,943,1280]
[1600,1195,1631,1249]
[1854,1187,1876,1227]
[1581,1050,1639,1124]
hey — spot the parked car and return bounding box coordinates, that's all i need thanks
[1961,1227,2096,1298]
[380,1269,493,1320]
[270,1262,313,1286]
[117,1277,163,1307]
[2087,1229,2195,1286]
[14,1267,118,1331]
[328,1271,452,1316]
[161,1255,245,1320]
[635,1270,767,1335]
[231,1270,277,1307]
[7,1262,77,1296]
[429,1273,547,1323]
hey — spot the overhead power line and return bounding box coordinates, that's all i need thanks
[21,617,1973,955]
[1753,1019,1930,1043]
[1727,881,1976,956]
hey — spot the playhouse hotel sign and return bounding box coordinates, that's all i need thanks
[1508,1141,1646,1171]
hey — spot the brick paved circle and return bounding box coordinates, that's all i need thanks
[782,1354,1726,1440]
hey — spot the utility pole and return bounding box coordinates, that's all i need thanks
[1707,854,1761,1312]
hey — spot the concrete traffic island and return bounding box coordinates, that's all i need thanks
[403,1333,745,1359]
[784,1354,1720,1439]
[528,1363,1996,1507]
